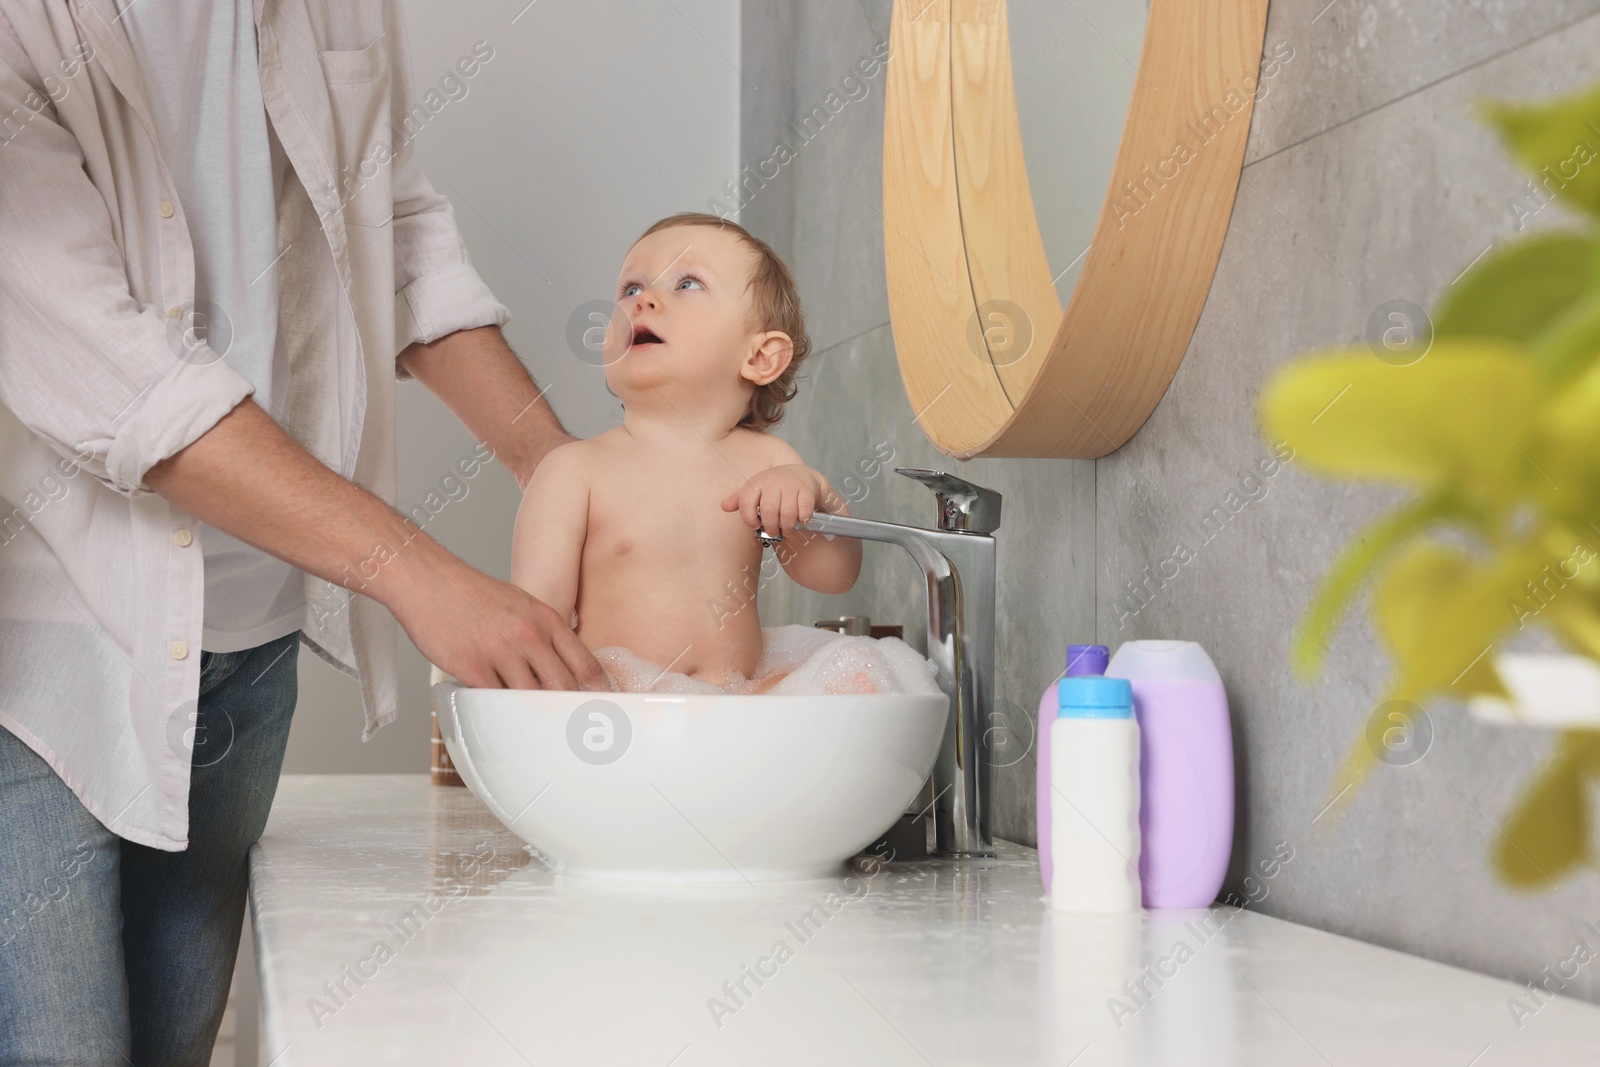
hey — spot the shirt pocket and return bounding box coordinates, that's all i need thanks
[320,37,394,228]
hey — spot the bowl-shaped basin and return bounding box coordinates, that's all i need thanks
[434,685,948,883]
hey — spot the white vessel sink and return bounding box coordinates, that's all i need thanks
[433,683,948,883]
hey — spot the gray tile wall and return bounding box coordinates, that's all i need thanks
[742,0,1600,1000]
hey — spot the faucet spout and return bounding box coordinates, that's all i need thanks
[795,469,999,858]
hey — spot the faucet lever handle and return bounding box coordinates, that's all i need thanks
[894,468,1002,534]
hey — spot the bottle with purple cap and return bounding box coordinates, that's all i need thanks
[1106,641,1234,908]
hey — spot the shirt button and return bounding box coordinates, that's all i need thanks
[170,641,189,660]
[167,306,182,318]
[158,200,175,218]
[173,529,193,547]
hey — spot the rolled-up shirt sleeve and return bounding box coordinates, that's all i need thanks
[0,21,254,498]
[385,19,509,380]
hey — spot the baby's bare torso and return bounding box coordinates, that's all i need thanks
[574,427,775,686]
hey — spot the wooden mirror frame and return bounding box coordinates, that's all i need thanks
[883,0,1271,458]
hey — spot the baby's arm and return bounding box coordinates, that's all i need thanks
[725,437,863,595]
[510,442,590,625]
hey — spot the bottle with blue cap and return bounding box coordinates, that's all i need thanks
[1036,644,1107,894]
[1040,644,1142,912]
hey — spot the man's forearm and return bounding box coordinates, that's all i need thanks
[397,326,571,489]
[143,398,453,606]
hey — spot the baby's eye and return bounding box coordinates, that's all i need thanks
[620,282,642,298]
[675,276,705,291]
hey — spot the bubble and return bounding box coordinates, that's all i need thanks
[588,625,943,697]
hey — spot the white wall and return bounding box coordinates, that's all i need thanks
[282,0,742,774]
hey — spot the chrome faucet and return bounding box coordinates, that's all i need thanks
[788,467,1001,858]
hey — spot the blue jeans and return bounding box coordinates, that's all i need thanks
[0,629,300,1066]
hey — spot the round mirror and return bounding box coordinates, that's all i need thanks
[1010,0,1149,307]
[882,0,1269,458]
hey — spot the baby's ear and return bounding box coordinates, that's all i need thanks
[741,331,794,386]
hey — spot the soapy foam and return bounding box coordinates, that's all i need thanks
[593,624,942,696]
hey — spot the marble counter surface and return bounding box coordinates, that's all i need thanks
[250,775,1600,1065]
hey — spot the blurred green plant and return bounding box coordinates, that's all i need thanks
[1257,77,1600,890]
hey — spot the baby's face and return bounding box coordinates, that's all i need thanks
[602,224,771,408]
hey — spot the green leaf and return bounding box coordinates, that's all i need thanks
[1435,232,1594,349]
[1547,595,1600,662]
[1542,343,1600,446]
[1372,541,1541,698]
[1495,730,1600,889]
[1258,342,1545,491]
[1317,543,1538,815]
[1291,493,1455,680]
[1451,641,1511,700]
[1530,296,1600,383]
[1480,82,1600,218]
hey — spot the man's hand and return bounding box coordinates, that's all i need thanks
[383,550,603,690]
[144,398,608,691]
[720,463,841,539]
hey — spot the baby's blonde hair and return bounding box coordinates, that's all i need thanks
[633,212,809,432]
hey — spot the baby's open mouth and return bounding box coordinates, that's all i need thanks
[630,325,664,348]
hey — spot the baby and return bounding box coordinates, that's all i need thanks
[511,212,863,693]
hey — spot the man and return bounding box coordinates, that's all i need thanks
[0,1,605,1062]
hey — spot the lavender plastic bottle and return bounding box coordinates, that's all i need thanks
[1037,644,1108,893]
[1106,641,1234,908]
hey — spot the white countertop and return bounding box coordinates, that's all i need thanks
[250,775,1600,1065]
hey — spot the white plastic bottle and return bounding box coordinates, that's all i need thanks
[1050,675,1142,912]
